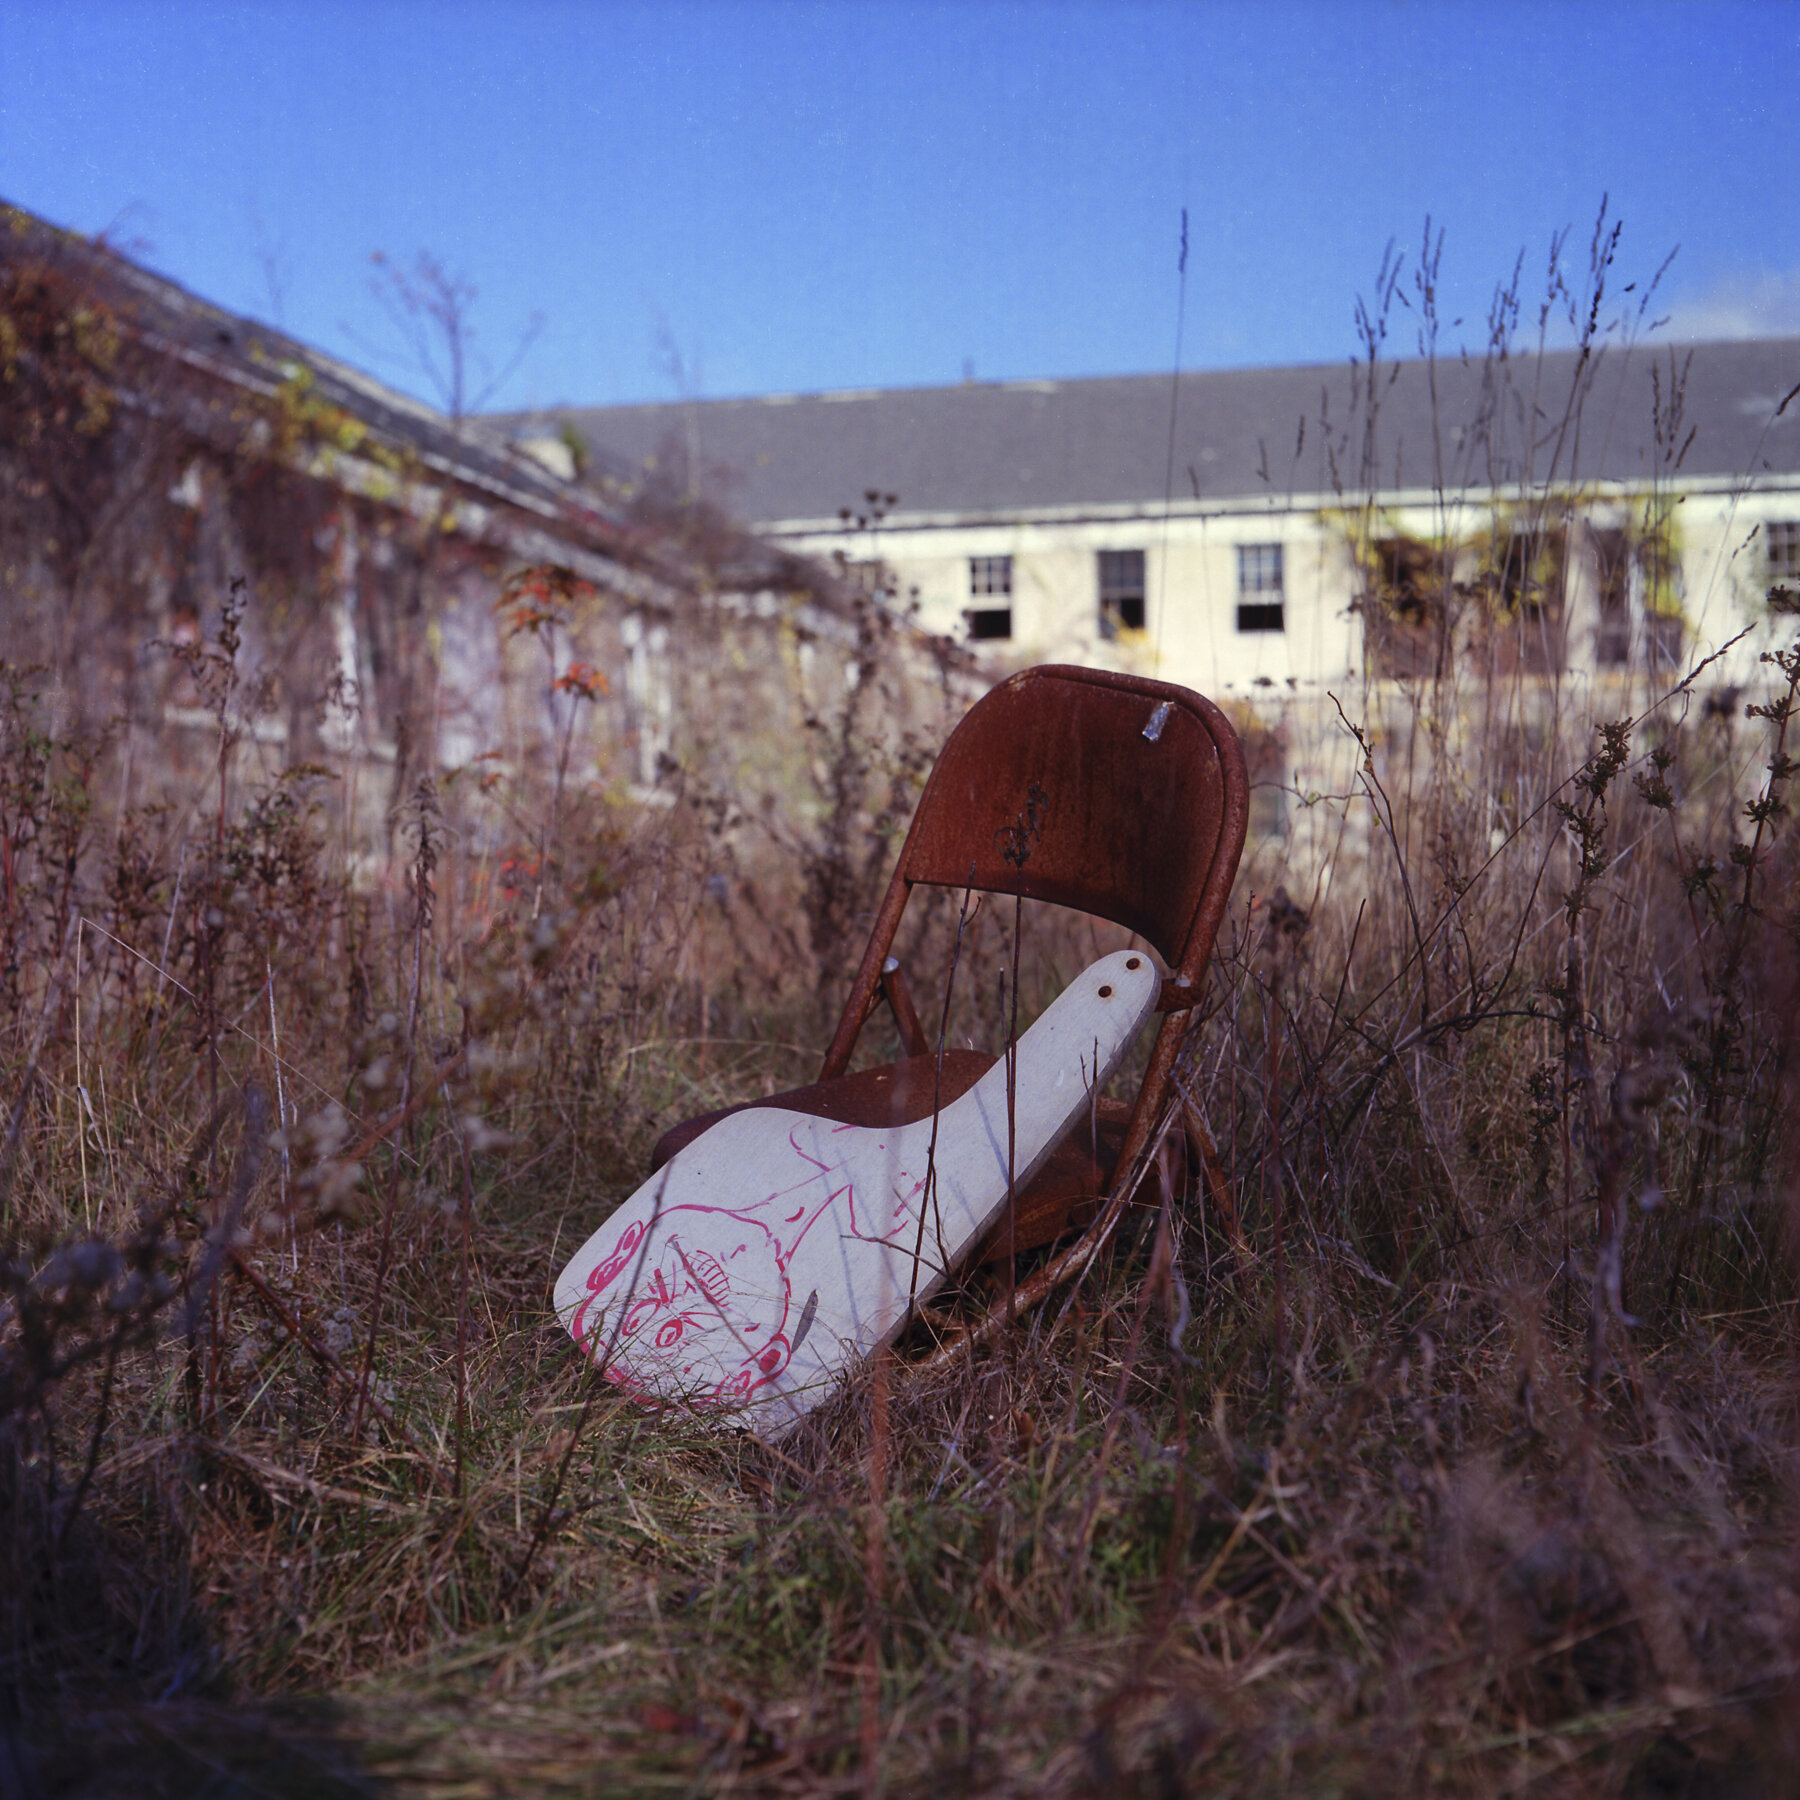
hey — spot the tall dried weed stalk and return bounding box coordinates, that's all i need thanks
[1,210,1798,1797]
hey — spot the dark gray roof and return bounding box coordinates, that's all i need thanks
[497,337,1800,528]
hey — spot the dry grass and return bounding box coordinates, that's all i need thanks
[1,586,1796,1800]
[4,211,1800,1791]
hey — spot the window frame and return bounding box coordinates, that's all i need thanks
[1767,520,1800,583]
[968,554,1013,599]
[1494,525,1568,676]
[1235,542,1286,635]
[1097,548,1146,638]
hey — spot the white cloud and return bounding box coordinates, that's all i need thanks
[1665,268,1800,341]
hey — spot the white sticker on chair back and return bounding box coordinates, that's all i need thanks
[553,950,1159,1440]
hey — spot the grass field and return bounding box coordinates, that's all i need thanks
[2,549,1797,1800]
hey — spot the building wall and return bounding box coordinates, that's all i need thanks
[762,476,1800,886]
[773,479,1799,699]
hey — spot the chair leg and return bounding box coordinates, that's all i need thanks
[880,957,931,1058]
[1182,1101,1250,1293]
[914,1097,1183,1373]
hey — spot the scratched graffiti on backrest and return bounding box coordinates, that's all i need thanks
[554,950,1159,1439]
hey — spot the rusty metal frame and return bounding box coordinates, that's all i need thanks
[818,663,1249,1201]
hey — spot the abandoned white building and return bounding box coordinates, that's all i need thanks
[10,192,1794,878]
[1,201,959,847]
[500,339,1798,696]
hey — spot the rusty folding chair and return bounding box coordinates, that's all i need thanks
[650,663,1249,1296]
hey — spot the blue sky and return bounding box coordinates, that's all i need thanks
[2,0,1795,411]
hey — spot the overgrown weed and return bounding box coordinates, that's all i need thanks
[3,246,1799,1797]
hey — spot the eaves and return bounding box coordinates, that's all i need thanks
[89,330,688,614]
[757,468,1800,542]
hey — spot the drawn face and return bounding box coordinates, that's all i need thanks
[570,1209,794,1403]
[563,1117,926,1415]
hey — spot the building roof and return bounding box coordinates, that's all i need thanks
[497,336,1800,530]
[1,198,683,582]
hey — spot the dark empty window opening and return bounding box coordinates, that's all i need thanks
[969,555,1013,597]
[1098,549,1146,638]
[965,607,1013,641]
[1363,536,1446,679]
[1237,543,1285,633]
[1496,527,1567,675]
[1593,528,1633,667]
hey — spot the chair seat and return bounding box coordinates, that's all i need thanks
[650,1050,1126,1263]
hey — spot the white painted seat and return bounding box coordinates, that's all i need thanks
[554,950,1158,1440]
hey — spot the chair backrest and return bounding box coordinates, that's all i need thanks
[820,664,1248,1082]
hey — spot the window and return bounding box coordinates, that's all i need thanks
[1237,604,1286,633]
[1768,520,1800,583]
[1236,543,1285,633]
[621,612,673,789]
[1593,528,1633,668]
[843,558,888,599]
[1363,536,1447,679]
[969,555,1013,597]
[1495,527,1567,675]
[1594,521,1683,671]
[966,555,1014,640]
[1644,613,1684,669]
[1098,549,1145,638]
